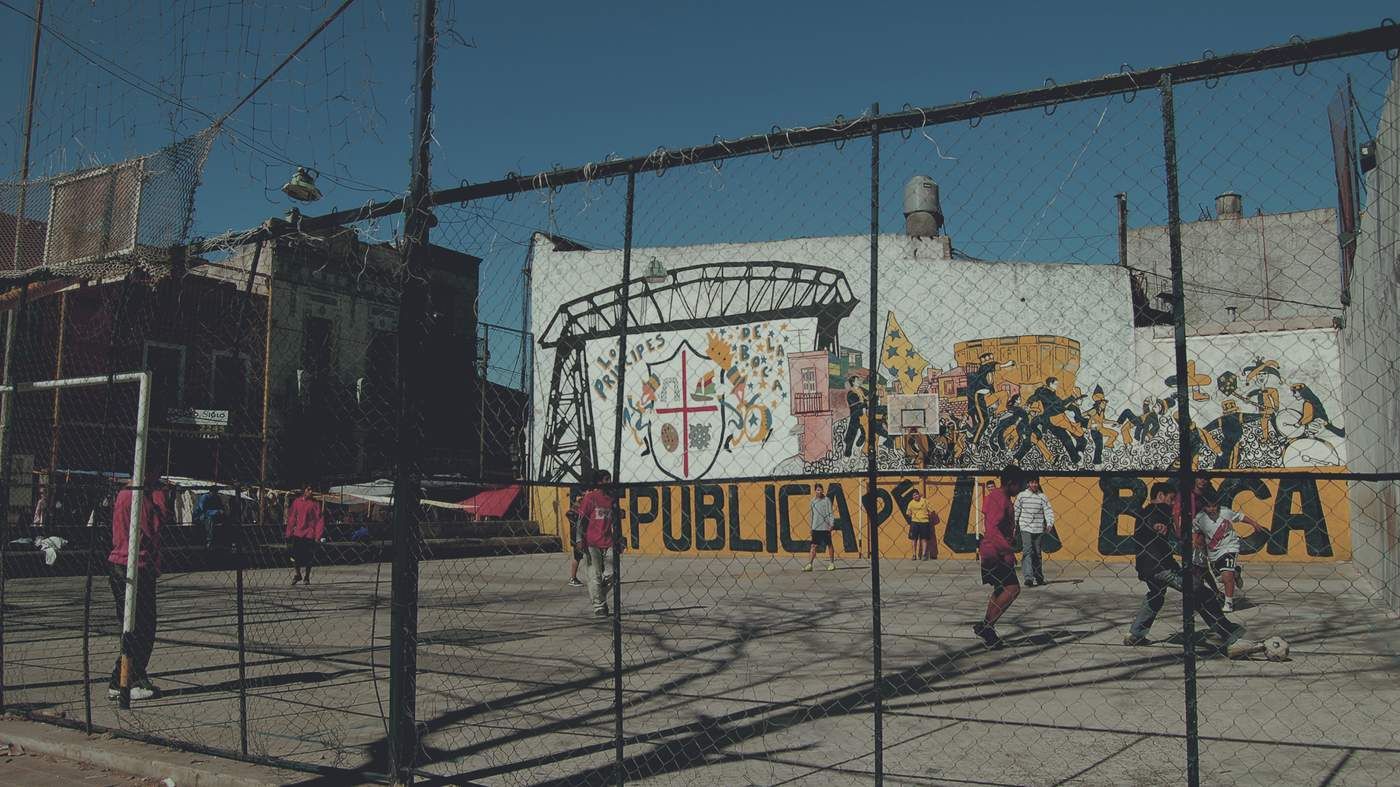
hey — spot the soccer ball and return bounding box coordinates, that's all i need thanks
[1264,636,1289,661]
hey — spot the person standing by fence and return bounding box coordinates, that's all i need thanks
[286,485,326,586]
[572,470,617,617]
[107,472,170,701]
[1014,475,1054,586]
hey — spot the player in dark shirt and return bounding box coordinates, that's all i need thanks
[1125,482,1253,658]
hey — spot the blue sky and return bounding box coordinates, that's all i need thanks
[0,1,1395,381]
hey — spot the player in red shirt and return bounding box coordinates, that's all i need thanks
[974,466,1027,649]
[285,485,326,586]
[107,472,170,701]
[572,470,618,617]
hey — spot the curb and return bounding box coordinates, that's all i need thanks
[0,718,311,787]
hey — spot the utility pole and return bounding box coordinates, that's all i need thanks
[388,0,436,783]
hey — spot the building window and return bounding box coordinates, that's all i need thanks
[800,367,817,392]
[143,342,185,421]
[302,316,333,376]
[210,351,249,416]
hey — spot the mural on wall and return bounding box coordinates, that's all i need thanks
[597,323,793,481]
[546,267,1346,481]
[801,313,1347,475]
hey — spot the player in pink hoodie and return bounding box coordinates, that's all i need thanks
[285,485,326,585]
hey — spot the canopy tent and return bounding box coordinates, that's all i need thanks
[323,479,395,506]
[455,485,521,519]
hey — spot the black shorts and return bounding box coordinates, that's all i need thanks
[980,559,1019,590]
[909,523,933,540]
[288,537,316,567]
[811,530,833,550]
[1211,553,1239,575]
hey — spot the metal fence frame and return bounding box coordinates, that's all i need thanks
[1,15,1398,787]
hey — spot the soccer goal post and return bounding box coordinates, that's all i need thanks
[0,371,152,707]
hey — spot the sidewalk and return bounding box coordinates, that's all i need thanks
[0,718,326,787]
[1,740,155,786]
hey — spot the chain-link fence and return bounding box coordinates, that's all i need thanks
[2,22,1400,787]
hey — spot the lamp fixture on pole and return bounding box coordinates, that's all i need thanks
[643,257,668,285]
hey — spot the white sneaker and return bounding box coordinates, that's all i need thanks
[802,563,813,572]
[1227,638,1258,659]
[1223,598,1234,613]
[826,563,836,571]
[107,684,157,701]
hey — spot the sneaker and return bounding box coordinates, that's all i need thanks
[1223,598,1234,613]
[826,563,836,571]
[291,575,301,586]
[593,606,610,618]
[1123,633,1152,646]
[802,563,813,572]
[1227,638,1259,659]
[568,577,584,587]
[972,622,1004,649]
[107,682,158,701]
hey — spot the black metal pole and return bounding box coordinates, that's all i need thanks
[389,0,436,782]
[235,483,248,756]
[866,102,884,784]
[607,171,637,785]
[1159,75,1200,787]
[0,280,32,714]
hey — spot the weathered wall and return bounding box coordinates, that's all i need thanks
[1341,58,1400,610]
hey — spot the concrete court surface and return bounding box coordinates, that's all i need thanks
[2,552,1397,786]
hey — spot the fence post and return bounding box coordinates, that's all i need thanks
[866,102,885,784]
[388,0,437,782]
[235,483,249,756]
[606,170,637,784]
[1158,74,1201,787]
[0,280,32,714]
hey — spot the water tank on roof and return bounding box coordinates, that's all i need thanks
[1216,192,1243,220]
[903,175,944,237]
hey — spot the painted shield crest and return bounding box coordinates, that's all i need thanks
[645,340,726,480]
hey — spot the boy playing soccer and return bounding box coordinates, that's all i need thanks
[573,470,618,617]
[1126,482,1254,657]
[973,466,1026,649]
[1192,493,1267,612]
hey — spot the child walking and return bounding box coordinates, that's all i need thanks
[573,470,618,617]
[285,485,325,586]
[804,483,836,571]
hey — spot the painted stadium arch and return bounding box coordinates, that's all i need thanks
[537,260,859,483]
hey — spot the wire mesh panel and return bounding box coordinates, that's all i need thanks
[411,181,631,783]
[1165,51,1400,785]
[3,21,1400,787]
[872,84,1197,784]
[603,141,878,785]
